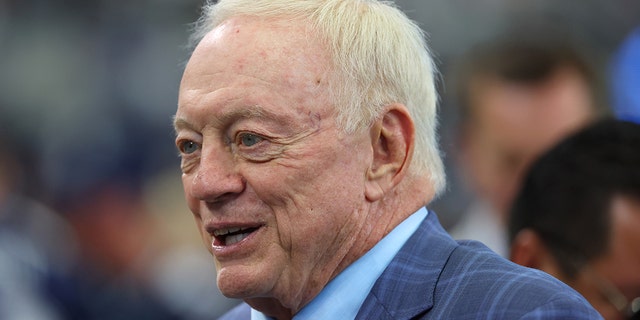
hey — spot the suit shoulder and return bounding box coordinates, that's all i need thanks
[441,240,574,294]
[429,241,601,319]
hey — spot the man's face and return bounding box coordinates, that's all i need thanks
[174,17,373,309]
[461,69,593,218]
[572,195,640,320]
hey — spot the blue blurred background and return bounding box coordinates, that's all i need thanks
[1,0,639,319]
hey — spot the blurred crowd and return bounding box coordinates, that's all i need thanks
[1,0,639,319]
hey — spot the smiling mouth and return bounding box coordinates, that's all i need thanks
[213,226,260,246]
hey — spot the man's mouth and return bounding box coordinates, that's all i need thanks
[213,226,260,246]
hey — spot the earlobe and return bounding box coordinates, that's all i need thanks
[364,104,415,202]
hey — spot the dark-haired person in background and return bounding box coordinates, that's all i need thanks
[449,27,606,256]
[509,119,640,320]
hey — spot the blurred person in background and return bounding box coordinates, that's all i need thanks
[448,27,607,256]
[509,119,640,320]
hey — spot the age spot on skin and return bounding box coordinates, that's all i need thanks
[309,112,322,129]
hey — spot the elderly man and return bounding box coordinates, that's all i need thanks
[173,0,600,319]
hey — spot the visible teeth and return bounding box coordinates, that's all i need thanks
[212,226,257,245]
[226,232,249,245]
[213,227,241,236]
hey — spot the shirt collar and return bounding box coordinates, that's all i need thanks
[251,207,428,320]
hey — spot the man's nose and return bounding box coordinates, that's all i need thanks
[189,148,245,203]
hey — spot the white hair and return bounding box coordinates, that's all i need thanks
[190,0,445,195]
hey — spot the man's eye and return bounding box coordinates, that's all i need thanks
[179,141,200,154]
[239,133,264,147]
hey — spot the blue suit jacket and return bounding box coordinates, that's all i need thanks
[219,211,601,319]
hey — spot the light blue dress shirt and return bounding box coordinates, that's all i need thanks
[251,208,428,320]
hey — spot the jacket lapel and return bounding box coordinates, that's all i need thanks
[355,212,458,320]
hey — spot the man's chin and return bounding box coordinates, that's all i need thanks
[216,267,271,299]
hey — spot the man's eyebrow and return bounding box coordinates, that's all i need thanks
[173,116,194,134]
[173,105,289,134]
[216,105,276,124]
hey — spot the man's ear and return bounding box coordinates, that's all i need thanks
[510,229,549,270]
[365,104,415,202]
[510,229,567,280]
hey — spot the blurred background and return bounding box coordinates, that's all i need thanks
[0,0,639,319]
